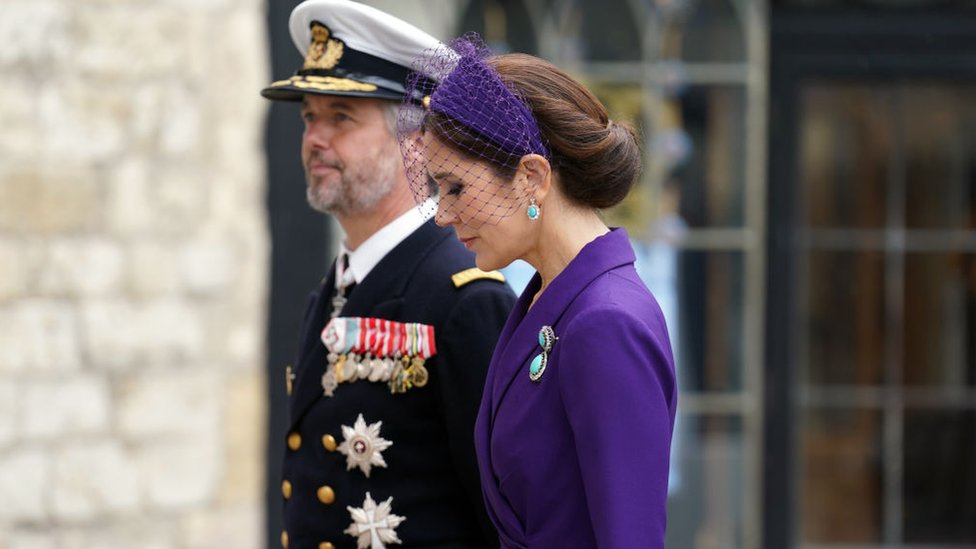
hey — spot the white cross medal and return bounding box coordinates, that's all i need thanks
[345,492,405,549]
[338,414,393,477]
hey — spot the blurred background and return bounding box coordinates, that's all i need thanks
[2,0,975,548]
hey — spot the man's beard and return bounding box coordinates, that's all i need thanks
[304,147,399,216]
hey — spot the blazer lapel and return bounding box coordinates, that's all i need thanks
[486,276,544,420]
[289,266,337,425]
[342,220,450,316]
[487,229,637,423]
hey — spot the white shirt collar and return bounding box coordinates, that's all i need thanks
[336,203,433,289]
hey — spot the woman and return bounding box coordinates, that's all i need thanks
[399,36,677,548]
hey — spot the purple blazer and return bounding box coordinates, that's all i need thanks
[475,228,677,548]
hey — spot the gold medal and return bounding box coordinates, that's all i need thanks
[409,358,429,387]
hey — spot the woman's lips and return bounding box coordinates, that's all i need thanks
[459,236,476,249]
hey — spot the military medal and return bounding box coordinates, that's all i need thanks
[389,323,433,393]
[529,325,557,382]
[338,414,392,478]
[409,357,429,386]
[330,253,355,318]
[330,291,348,318]
[321,317,437,396]
[321,368,339,397]
[345,492,405,549]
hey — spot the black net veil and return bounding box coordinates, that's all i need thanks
[397,33,550,228]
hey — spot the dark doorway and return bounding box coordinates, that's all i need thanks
[767,7,976,548]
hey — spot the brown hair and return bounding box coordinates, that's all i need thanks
[425,112,521,180]
[491,54,641,209]
[426,53,642,209]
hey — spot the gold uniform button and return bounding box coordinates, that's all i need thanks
[322,434,337,452]
[281,479,292,499]
[287,432,302,451]
[317,485,336,504]
[319,543,335,549]
[280,530,289,548]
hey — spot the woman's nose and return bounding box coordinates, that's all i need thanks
[434,203,456,227]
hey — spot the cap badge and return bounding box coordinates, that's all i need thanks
[345,492,405,549]
[338,414,393,478]
[303,21,344,70]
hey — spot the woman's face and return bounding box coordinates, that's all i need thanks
[423,135,532,271]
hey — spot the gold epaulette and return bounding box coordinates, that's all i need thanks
[451,268,506,288]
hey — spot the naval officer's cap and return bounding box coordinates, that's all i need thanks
[262,0,440,102]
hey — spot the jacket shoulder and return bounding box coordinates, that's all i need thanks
[451,267,506,288]
[406,232,515,307]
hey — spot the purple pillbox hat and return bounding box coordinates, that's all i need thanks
[426,37,549,159]
[397,33,549,226]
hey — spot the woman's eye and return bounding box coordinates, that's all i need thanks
[445,184,463,197]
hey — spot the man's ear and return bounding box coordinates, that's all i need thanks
[517,154,552,202]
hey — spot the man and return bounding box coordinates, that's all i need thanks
[261,1,516,548]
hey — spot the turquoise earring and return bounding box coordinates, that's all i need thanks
[527,198,540,221]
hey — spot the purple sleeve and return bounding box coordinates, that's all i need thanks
[556,306,676,549]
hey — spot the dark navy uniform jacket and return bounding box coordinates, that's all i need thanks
[283,219,516,549]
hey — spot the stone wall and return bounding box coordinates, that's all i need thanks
[0,1,269,548]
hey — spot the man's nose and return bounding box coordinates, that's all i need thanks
[304,122,335,149]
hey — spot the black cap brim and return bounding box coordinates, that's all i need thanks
[261,74,406,102]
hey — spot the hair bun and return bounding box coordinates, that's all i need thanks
[489,54,642,210]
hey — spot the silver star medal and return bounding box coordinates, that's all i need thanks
[338,414,393,477]
[345,492,405,549]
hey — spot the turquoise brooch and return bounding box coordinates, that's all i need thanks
[529,326,557,382]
